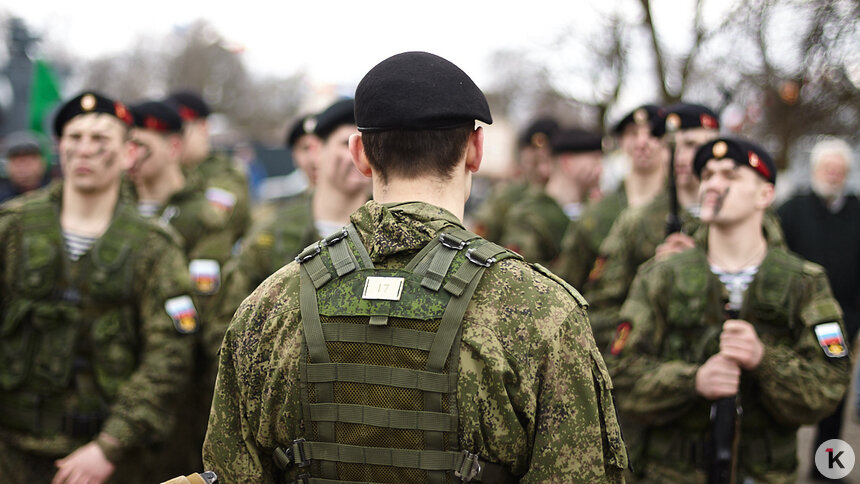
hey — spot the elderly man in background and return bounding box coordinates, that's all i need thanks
[777,136,860,482]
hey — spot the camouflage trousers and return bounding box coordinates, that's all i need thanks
[641,461,796,484]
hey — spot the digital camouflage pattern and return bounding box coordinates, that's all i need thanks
[609,246,851,483]
[192,151,251,245]
[203,201,627,483]
[0,182,196,483]
[553,185,627,289]
[471,180,528,244]
[498,184,570,266]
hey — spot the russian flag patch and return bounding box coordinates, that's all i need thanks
[814,322,847,359]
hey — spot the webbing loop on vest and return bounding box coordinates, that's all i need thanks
[421,234,468,292]
[307,402,458,431]
[305,362,452,393]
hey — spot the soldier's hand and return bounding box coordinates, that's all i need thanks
[655,233,696,261]
[695,353,741,400]
[51,441,115,484]
[720,319,764,370]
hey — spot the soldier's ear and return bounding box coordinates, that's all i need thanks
[349,133,372,178]
[464,126,483,174]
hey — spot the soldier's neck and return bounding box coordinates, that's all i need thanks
[313,183,368,226]
[135,166,185,205]
[60,182,119,238]
[625,167,665,208]
[372,174,466,223]
[707,215,767,272]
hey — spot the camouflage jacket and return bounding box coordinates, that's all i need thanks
[203,200,627,483]
[191,152,251,245]
[553,185,627,289]
[471,180,528,244]
[0,182,196,461]
[498,185,570,266]
[205,194,319,365]
[608,245,850,481]
[584,190,785,353]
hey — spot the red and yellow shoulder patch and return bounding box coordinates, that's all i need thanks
[610,321,632,356]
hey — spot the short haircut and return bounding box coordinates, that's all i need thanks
[810,137,853,172]
[361,124,473,184]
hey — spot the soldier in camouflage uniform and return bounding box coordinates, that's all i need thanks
[203,51,627,483]
[124,100,239,480]
[471,117,557,244]
[0,92,197,484]
[585,103,722,352]
[609,138,851,483]
[500,128,604,266]
[210,98,370,369]
[553,104,665,288]
[166,91,251,245]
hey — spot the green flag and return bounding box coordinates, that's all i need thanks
[27,59,62,135]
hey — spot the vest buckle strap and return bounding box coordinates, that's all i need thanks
[296,244,322,263]
[454,450,482,482]
[294,474,310,484]
[465,248,495,268]
[289,438,311,467]
[439,233,468,251]
[322,228,348,247]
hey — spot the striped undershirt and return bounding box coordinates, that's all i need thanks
[64,231,98,261]
[138,201,162,218]
[710,264,759,310]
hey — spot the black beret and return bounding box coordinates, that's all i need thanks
[3,130,42,157]
[518,117,559,148]
[314,99,355,140]
[651,102,719,137]
[550,128,604,155]
[165,91,211,121]
[52,91,134,137]
[130,101,184,134]
[355,51,492,132]
[286,114,318,148]
[612,104,662,135]
[693,137,776,184]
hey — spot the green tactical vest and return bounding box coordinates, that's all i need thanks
[644,248,823,475]
[273,225,520,483]
[0,194,150,439]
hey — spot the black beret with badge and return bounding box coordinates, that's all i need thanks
[612,104,662,135]
[52,91,134,137]
[286,114,318,149]
[165,91,211,121]
[313,98,355,140]
[519,117,559,149]
[355,51,492,132]
[130,101,184,134]
[550,128,604,155]
[651,102,720,138]
[693,137,776,184]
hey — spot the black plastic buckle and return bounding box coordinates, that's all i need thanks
[454,450,482,482]
[465,248,496,268]
[288,438,310,468]
[295,244,321,263]
[322,227,348,246]
[439,233,468,250]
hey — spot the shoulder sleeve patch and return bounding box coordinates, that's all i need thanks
[189,259,221,295]
[205,187,237,212]
[531,262,588,309]
[165,295,199,334]
[609,321,632,356]
[814,322,848,359]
